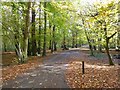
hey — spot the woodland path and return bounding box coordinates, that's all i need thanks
[2,49,82,88]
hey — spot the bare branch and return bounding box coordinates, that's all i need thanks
[108,32,117,40]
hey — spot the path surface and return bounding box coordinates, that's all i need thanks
[2,49,82,88]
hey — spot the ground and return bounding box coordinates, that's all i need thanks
[1,48,120,88]
[66,50,120,88]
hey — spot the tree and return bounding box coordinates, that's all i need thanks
[53,25,57,51]
[81,18,94,56]
[38,2,42,55]
[31,2,37,56]
[23,2,31,62]
[83,1,118,65]
[42,2,47,56]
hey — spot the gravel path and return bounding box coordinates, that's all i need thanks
[2,49,82,88]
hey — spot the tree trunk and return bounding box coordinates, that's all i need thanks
[38,2,41,55]
[54,42,57,51]
[116,31,120,50]
[14,37,23,64]
[82,18,94,56]
[28,39,31,56]
[23,2,31,61]
[104,23,114,65]
[12,3,24,63]
[93,39,96,51]
[49,40,52,50]
[49,21,52,50]
[51,41,54,53]
[105,39,114,65]
[116,3,120,50]
[3,42,7,52]
[75,31,78,48]
[98,38,102,52]
[31,3,37,56]
[42,2,47,56]
[53,25,57,51]
[72,32,75,48]
[62,30,67,50]
[85,32,94,56]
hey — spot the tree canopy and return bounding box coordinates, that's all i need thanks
[1,0,119,65]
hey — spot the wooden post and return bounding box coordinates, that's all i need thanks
[82,61,85,74]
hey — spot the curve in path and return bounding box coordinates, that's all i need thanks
[2,50,81,88]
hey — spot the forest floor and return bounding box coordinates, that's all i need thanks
[1,48,120,88]
[66,48,120,88]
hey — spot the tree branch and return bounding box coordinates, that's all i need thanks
[108,32,117,40]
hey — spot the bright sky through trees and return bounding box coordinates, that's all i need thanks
[81,0,118,5]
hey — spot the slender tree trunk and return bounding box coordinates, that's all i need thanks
[12,3,24,63]
[49,21,52,50]
[38,2,41,54]
[82,18,94,56]
[75,31,78,48]
[72,35,75,48]
[15,26,24,63]
[54,42,57,51]
[42,2,47,56]
[85,29,94,56]
[93,39,96,51]
[31,3,37,56]
[67,35,70,48]
[53,25,57,51]
[23,2,31,61]
[89,44,94,56]
[104,23,114,65]
[98,38,102,52]
[105,39,114,65]
[3,42,7,52]
[14,36,23,63]
[116,2,120,50]
[28,39,31,56]
[51,40,54,53]
[51,25,53,53]
[62,30,67,50]
[116,31,120,50]
[72,32,75,48]
[49,40,52,50]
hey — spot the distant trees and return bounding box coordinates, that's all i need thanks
[78,0,118,65]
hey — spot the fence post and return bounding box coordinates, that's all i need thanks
[82,61,85,74]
